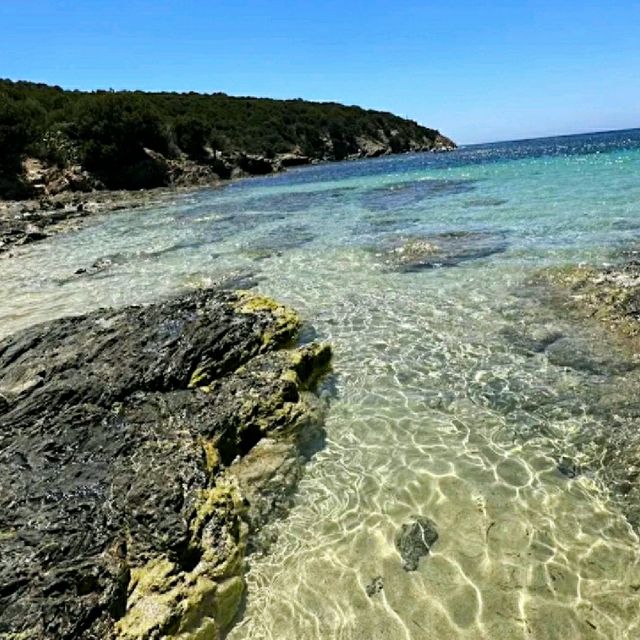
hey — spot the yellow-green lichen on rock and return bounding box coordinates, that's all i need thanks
[116,483,246,640]
[235,291,301,347]
[200,438,221,475]
[188,366,209,389]
[284,342,332,390]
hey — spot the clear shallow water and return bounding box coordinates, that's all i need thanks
[3,129,640,639]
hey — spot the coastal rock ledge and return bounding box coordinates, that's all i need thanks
[0,289,332,639]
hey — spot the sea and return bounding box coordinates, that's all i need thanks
[3,128,640,639]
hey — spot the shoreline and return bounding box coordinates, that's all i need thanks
[0,178,235,257]
[0,147,456,257]
[0,132,640,640]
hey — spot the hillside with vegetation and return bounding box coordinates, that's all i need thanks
[0,79,455,198]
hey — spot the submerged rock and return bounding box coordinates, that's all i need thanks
[537,261,640,343]
[557,456,581,479]
[499,326,564,356]
[0,288,331,639]
[528,259,640,530]
[395,517,439,571]
[361,179,476,212]
[365,576,384,597]
[242,224,315,260]
[462,197,508,208]
[545,336,636,375]
[381,231,507,271]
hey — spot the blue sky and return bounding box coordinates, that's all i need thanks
[1,1,639,144]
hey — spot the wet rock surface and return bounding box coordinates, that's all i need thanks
[0,288,331,639]
[381,231,508,271]
[395,517,439,571]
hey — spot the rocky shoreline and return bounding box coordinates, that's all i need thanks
[0,288,331,639]
[0,187,193,256]
[0,142,456,257]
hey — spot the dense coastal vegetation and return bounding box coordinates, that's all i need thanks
[0,79,454,198]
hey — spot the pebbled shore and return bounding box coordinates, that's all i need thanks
[0,288,331,639]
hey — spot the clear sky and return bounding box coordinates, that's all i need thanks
[1,1,639,144]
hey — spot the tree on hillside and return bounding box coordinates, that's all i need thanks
[71,93,170,188]
[174,114,212,161]
[0,93,45,197]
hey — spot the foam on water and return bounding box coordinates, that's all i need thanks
[2,129,640,639]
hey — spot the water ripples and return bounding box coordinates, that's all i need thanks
[2,131,640,638]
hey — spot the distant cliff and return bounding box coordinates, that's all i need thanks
[0,79,455,198]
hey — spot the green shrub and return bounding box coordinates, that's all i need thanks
[70,93,170,188]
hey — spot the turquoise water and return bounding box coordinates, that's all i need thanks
[2,129,640,639]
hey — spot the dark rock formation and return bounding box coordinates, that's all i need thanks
[0,289,331,639]
[236,154,276,176]
[365,576,384,597]
[380,231,508,271]
[395,517,439,571]
[557,456,581,479]
[276,153,311,168]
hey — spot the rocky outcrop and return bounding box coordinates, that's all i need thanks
[23,158,102,197]
[0,188,188,255]
[0,289,331,639]
[0,203,91,254]
[275,152,311,168]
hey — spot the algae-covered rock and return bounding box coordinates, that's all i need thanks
[529,259,640,530]
[0,288,331,639]
[538,261,640,343]
[395,517,439,571]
